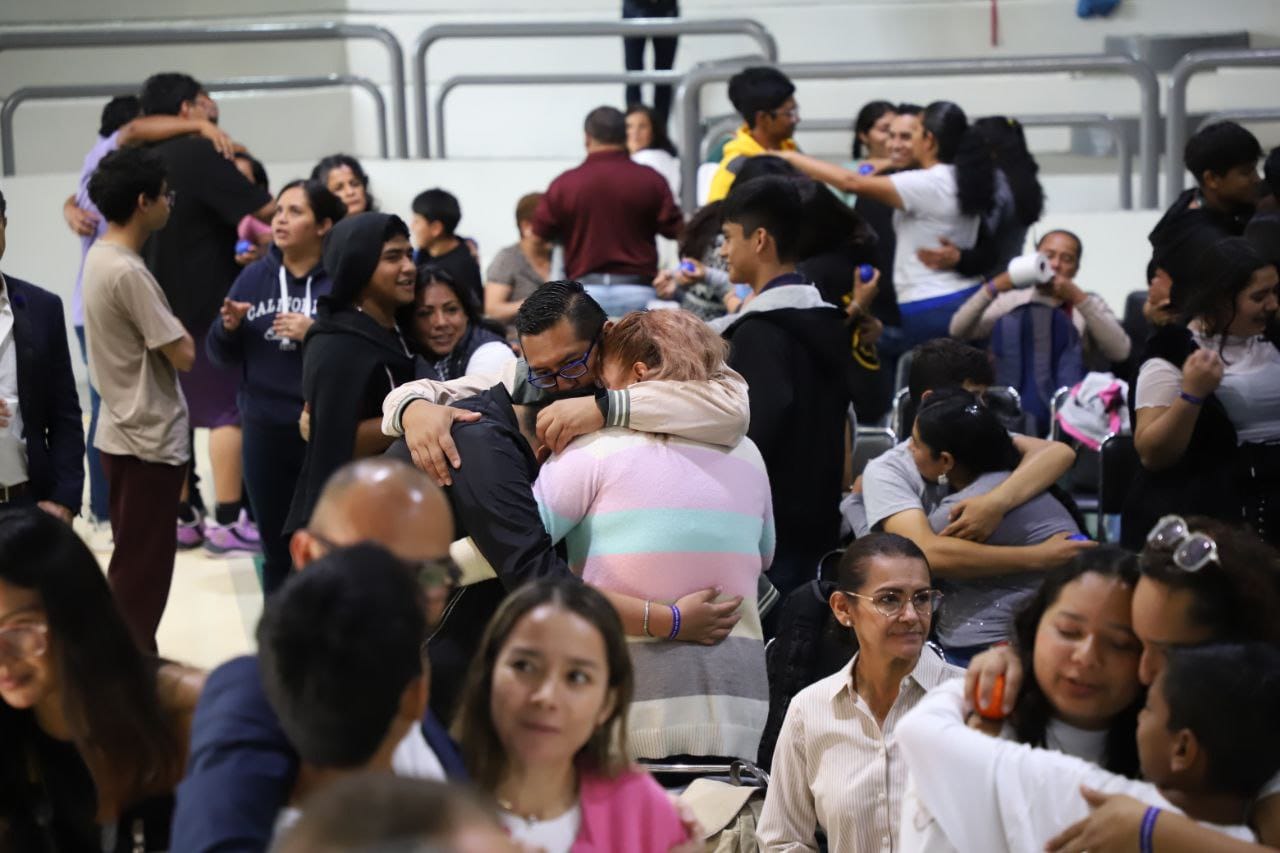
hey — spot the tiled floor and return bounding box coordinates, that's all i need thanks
[75,427,265,673]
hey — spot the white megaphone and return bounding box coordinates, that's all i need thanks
[1006,252,1054,289]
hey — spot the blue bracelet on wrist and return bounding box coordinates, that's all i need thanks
[1179,390,1204,406]
[1139,805,1161,853]
[667,604,681,640]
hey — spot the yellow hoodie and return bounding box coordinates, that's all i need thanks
[706,125,799,202]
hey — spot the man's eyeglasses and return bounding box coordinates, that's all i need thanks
[842,589,943,619]
[307,532,461,591]
[527,338,597,390]
[1145,515,1219,573]
[0,623,48,663]
[770,107,800,121]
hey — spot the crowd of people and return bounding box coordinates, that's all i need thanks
[0,57,1277,853]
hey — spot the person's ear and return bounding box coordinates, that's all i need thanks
[829,590,855,628]
[602,319,615,335]
[751,226,769,256]
[1169,727,1198,775]
[288,529,316,572]
[316,219,334,239]
[939,450,956,473]
[632,361,649,382]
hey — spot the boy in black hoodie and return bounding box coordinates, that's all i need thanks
[285,213,417,532]
[1149,121,1261,289]
[712,176,885,597]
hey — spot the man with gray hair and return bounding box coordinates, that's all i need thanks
[531,105,683,316]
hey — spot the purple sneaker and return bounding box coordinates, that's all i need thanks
[204,514,262,557]
[177,510,205,550]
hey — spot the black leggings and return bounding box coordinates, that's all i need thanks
[242,420,307,595]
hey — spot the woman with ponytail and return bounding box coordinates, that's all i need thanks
[778,100,996,347]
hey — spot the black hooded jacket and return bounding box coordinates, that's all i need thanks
[722,293,883,593]
[284,214,417,532]
[1148,189,1251,287]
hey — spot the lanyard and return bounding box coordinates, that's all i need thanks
[279,265,312,316]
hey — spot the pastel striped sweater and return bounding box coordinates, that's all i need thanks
[534,427,774,762]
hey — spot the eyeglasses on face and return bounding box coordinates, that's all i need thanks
[1145,515,1219,573]
[0,623,48,663]
[307,532,461,591]
[841,588,943,618]
[527,338,597,390]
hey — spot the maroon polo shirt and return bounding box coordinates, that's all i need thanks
[532,148,683,279]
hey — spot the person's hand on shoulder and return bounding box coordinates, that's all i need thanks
[402,399,482,487]
[536,397,605,455]
[62,197,99,237]
[1045,788,1149,853]
[939,492,1006,541]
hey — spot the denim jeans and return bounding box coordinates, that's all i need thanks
[74,326,110,521]
[898,285,982,351]
[583,284,657,318]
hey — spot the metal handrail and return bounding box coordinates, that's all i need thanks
[412,17,779,158]
[434,70,682,158]
[704,112,1134,209]
[679,55,1160,211]
[0,21,408,158]
[1,75,389,176]
[1167,48,1280,206]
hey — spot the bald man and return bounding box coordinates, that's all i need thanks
[171,458,461,853]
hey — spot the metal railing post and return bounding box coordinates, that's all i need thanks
[412,18,778,158]
[0,22,408,160]
[1,75,390,176]
[679,55,1160,211]
[1167,48,1280,206]
[433,70,685,159]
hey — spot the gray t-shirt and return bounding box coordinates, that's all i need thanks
[927,471,1079,649]
[485,243,544,306]
[860,440,949,534]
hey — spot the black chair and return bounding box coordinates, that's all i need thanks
[1096,434,1139,544]
[850,426,897,480]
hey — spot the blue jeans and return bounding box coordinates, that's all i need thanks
[74,326,110,521]
[583,284,656,318]
[898,285,982,351]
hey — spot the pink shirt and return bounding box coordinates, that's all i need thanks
[574,769,689,853]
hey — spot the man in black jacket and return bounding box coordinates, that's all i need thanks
[713,176,883,597]
[1150,121,1261,289]
[0,189,84,520]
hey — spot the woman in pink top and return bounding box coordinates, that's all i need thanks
[453,578,693,853]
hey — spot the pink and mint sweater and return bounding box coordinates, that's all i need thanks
[533,427,774,761]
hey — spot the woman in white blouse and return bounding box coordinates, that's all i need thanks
[756,533,960,852]
[625,104,680,198]
[776,100,996,349]
[1125,237,1280,547]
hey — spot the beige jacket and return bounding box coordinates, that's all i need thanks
[381,358,752,448]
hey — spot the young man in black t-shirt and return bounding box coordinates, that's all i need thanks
[139,72,274,555]
[409,188,483,308]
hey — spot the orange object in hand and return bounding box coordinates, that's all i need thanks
[975,673,1008,720]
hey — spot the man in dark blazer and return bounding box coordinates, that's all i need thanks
[0,188,84,521]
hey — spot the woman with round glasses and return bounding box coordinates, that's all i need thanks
[532,309,771,765]
[1127,236,1280,548]
[0,510,204,851]
[757,532,960,852]
[910,388,1084,665]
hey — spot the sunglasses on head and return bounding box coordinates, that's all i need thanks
[1145,515,1219,573]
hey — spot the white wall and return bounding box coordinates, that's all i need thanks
[3,0,1278,174]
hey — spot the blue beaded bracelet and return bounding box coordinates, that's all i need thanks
[668,604,681,640]
[1139,805,1161,853]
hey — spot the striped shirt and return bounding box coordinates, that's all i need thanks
[756,650,961,853]
[533,427,774,761]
